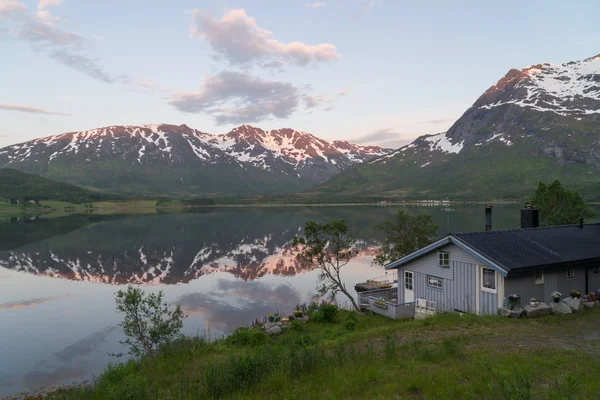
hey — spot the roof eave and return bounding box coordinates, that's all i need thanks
[384,236,452,270]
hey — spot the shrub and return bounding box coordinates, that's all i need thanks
[311,303,339,323]
[225,327,266,347]
[115,286,186,357]
[344,311,358,331]
[290,319,304,332]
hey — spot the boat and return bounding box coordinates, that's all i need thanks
[354,273,397,292]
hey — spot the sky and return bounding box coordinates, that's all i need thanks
[1,0,599,149]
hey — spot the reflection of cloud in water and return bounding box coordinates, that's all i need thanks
[5,326,117,393]
[178,279,302,334]
[0,296,61,311]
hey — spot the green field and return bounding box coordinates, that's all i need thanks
[41,307,600,400]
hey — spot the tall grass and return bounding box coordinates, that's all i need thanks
[46,309,600,400]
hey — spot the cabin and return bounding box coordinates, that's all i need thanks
[378,207,600,316]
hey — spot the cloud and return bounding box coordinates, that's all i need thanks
[189,9,341,66]
[423,118,454,124]
[0,103,69,116]
[0,0,132,84]
[364,0,383,12]
[169,70,301,124]
[337,88,350,96]
[0,0,26,15]
[303,94,334,110]
[351,128,414,149]
[0,296,61,310]
[38,0,62,9]
[51,50,132,84]
[306,1,327,8]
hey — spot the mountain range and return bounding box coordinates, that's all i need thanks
[316,54,600,200]
[1,53,599,200]
[0,124,388,196]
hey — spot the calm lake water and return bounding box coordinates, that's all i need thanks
[0,204,597,397]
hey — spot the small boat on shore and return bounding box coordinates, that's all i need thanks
[354,273,397,292]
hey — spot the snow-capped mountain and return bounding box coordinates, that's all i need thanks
[317,53,600,200]
[0,124,390,196]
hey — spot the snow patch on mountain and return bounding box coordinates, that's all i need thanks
[423,132,464,154]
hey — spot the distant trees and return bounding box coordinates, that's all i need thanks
[293,220,360,311]
[528,180,595,226]
[374,210,439,266]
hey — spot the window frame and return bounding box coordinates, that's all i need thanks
[535,271,545,285]
[438,251,450,268]
[481,267,497,294]
[566,267,575,280]
[404,270,414,291]
[427,275,443,290]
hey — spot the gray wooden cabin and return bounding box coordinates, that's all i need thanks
[384,207,600,315]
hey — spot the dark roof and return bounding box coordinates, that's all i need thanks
[452,223,600,273]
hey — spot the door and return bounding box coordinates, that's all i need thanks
[404,270,415,303]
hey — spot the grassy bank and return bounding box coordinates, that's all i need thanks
[40,308,600,400]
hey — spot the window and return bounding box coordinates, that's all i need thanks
[535,271,544,284]
[482,267,496,293]
[438,251,450,268]
[404,271,413,290]
[567,268,575,279]
[427,275,443,289]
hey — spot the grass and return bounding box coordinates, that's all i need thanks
[37,308,600,400]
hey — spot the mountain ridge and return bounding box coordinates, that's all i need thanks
[0,124,390,196]
[315,53,600,200]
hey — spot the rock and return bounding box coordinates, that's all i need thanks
[499,307,524,318]
[562,297,584,313]
[298,315,310,323]
[584,301,600,309]
[523,302,551,318]
[264,322,276,330]
[550,301,573,315]
[266,325,282,335]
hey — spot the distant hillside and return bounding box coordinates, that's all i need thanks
[0,168,116,203]
[314,54,600,201]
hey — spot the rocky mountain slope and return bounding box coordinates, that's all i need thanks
[316,54,600,200]
[0,124,389,196]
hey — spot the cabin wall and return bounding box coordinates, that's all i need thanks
[505,266,587,303]
[589,267,600,292]
[395,243,501,315]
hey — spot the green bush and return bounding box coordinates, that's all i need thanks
[311,303,339,323]
[225,327,266,347]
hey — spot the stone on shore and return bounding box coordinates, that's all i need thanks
[562,297,584,313]
[584,301,600,309]
[523,302,551,318]
[499,307,524,318]
[266,325,282,335]
[550,301,573,315]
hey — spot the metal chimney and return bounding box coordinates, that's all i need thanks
[521,206,539,228]
[485,204,492,231]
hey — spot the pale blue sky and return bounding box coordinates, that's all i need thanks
[1,0,599,148]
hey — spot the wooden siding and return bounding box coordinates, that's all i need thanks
[394,243,501,315]
[505,266,588,304]
[480,291,498,315]
[590,267,600,292]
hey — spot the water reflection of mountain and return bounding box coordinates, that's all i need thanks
[0,208,391,285]
[0,205,524,285]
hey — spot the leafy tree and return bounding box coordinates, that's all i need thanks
[374,210,439,266]
[528,180,595,226]
[115,286,186,357]
[293,220,359,311]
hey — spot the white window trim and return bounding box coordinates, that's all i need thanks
[438,251,450,268]
[481,266,497,294]
[427,275,443,290]
[566,268,575,280]
[535,271,545,285]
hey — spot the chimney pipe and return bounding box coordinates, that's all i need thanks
[485,204,492,231]
[521,205,539,228]
[579,217,584,229]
